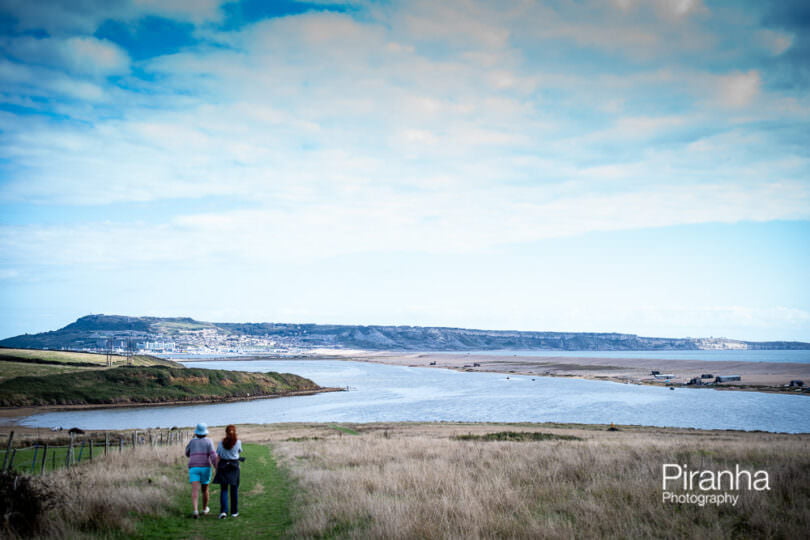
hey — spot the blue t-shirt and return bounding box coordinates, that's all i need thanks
[217,439,242,460]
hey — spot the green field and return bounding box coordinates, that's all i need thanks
[0,360,99,382]
[0,347,180,367]
[4,445,81,474]
[0,347,183,382]
[0,366,321,406]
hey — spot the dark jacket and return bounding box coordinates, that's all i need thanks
[213,459,240,486]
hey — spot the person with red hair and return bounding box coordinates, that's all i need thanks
[213,424,243,518]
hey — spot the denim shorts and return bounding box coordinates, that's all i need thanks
[188,466,212,484]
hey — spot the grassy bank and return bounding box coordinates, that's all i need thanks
[0,367,321,407]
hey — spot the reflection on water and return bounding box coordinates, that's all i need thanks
[18,360,810,433]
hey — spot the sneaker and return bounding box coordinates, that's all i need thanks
[192,511,199,519]
[219,513,227,519]
[203,507,210,515]
[231,513,239,518]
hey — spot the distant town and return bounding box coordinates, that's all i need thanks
[102,330,295,356]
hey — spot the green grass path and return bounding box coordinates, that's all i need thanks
[133,443,293,539]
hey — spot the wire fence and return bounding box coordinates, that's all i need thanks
[1,429,191,475]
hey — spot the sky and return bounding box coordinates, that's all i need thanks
[0,0,808,342]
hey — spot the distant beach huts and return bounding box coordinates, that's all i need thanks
[714,375,741,383]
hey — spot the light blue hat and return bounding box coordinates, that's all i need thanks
[194,423,209,436]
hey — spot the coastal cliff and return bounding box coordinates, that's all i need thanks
[1,315,807,352]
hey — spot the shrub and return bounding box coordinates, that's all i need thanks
[0,471,55,537]
[453,431,582,442]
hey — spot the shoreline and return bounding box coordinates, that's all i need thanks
[179,350,810,395]
[329,351,810,396]
[3,419,809,439]
[0,386,344,423]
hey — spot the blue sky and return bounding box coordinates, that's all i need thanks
[1,0,808,342]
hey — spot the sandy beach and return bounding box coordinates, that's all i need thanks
[332,351,810,394]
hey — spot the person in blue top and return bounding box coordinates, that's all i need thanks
[185,423,218,519]
[213,424,243,518]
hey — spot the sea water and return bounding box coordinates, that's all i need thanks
[17,360,810,433]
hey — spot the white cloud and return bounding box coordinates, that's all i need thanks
[611,0,708,19]
[0,0,227,34]
[63,37,130,76]
[757,29,793,56]
[402,0,512,49]
[715,70,761,108]
[401,128,439,145]
[0,59,109,101]
[132,0,223,24]
[1,1,807,255]
[3,179,808,268]
[0,269,20,280]
[0,1,808,341]
[4,36,130,77]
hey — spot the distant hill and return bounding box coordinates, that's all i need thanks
[1,314,808,352]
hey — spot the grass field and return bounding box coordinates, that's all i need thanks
[271,423,810,539]
[0,347,182,383]
[4,444,75,474]
[0,360,99,382]
[0,347,183,382]
[4,422,808,538]
[0,347,179,367]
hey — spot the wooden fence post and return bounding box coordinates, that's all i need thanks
[2,431,14,471]
[40,444,48,475]
[89,439,94,461]
[105,432,109,456]
[119,438,123,453]
[76,440,86,463]
[8,449,16,471]
[30,445,39,473]
[66,433,75,467]
[132,432,137,449]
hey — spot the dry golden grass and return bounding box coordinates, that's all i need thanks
[4,423,807,539]
[271,423,810,539]
[32,443,184,538]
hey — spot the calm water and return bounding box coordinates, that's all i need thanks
[442,349,810,363]
[18,360,810,433]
